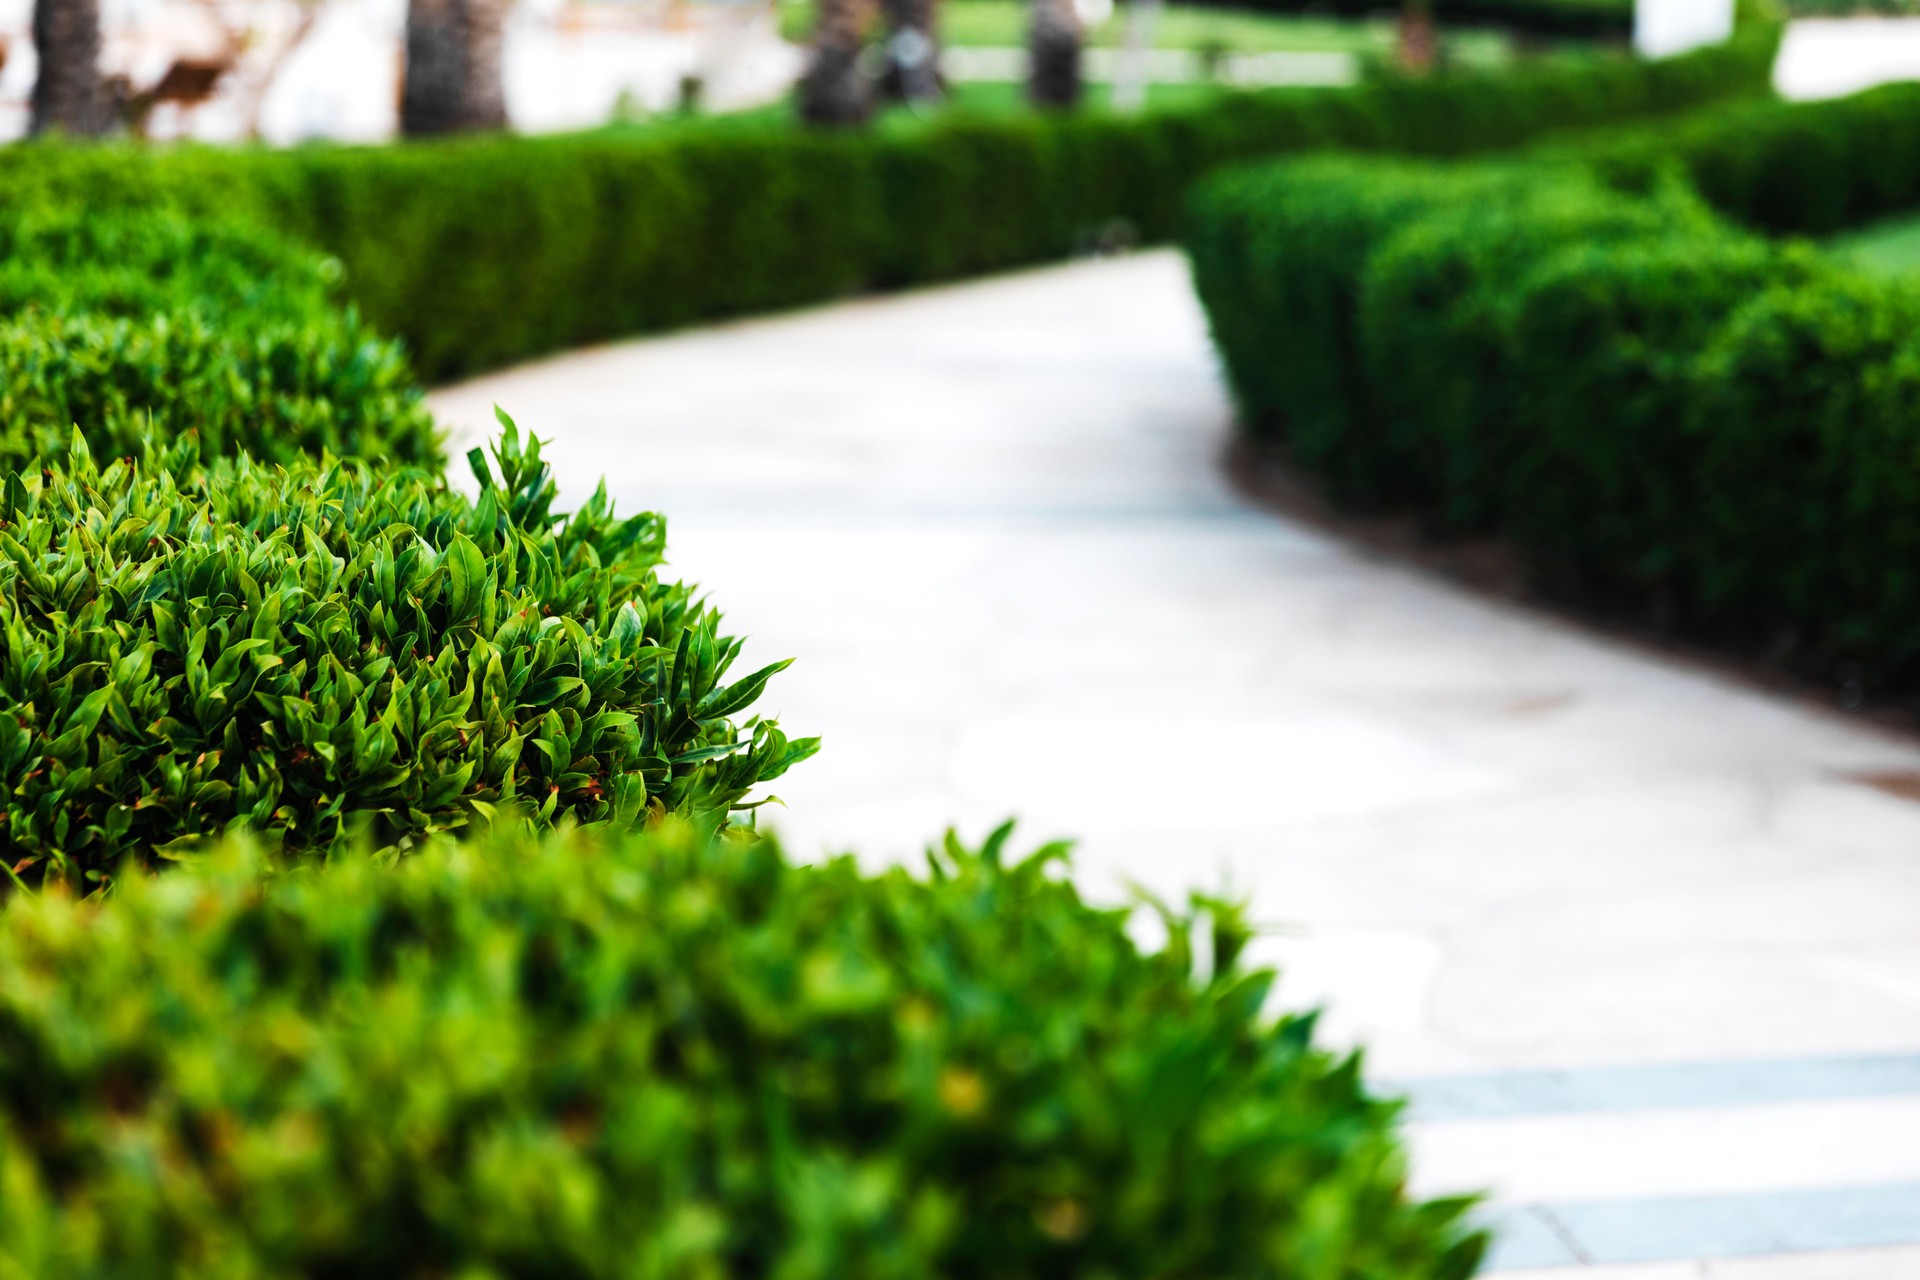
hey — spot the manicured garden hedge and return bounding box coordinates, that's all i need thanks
[0,309,436,468]
[0,817,1485,1278]
[0,209,438,467]
[0,30,1776,380]
[1185,139,1920,685]
[0,420,813,889]
[1574,79,1920,234]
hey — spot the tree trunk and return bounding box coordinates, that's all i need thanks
[1027,0,1081,110]
[1397,0,1436,74]
[879,0,941,105]
[30,0,106,136]
[402,0,509,136]
[799,0,873,125]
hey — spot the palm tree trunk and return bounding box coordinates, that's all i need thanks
[879,0,941,105]
[461,0,507,127]
[1027,0,1081,110]
[402,0,508,136]
[30,0,106,136]
[800,0,873,125]
[1397,0,1436,73]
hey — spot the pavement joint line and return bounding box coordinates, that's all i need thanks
[1379,1052,1920,1122]
[1530,1206,1596,1268]
[1480,1180,1920,1271]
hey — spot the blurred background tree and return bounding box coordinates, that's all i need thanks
[30,0,105,135]
[1028,0,1083,105]
[402,0,509,134]
[801,0,874,121]
[1399,0,1437,69]
[881,0,944,103]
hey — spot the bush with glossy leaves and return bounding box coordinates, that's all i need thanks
[0,417,813,887]
[0,817,1485,1279]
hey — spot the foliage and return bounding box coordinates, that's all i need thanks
[0,210,339,326]
[1180,156,1540,495]
[0,817,1485,1279]
[0,310,438,470]
[1183,145,1920,686]
[0,419,814,888]
[1574,80,1920,235]
[0,32,1776,380]
[0,208,438,468]
[1352,172,1713,526]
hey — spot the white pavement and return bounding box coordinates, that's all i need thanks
[431,251,1920,1275]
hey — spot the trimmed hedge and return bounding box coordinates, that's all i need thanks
[1574,80,1920,235]
[1184,149,1920,684]
[0,211,339,326]
[0,210,439,467]
[0,31,1776,381]
[0,818,1485,1278]
[0,310,437,469]
[0,420,814,888]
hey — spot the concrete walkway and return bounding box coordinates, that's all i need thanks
[431,250,1920,1277]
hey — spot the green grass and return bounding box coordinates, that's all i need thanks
[1832,210,1920,276]
[778,0,1519,65]
[893,78,1235,113]
[593,79,1233,136]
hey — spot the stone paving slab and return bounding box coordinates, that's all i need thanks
[432,250,1920,1273]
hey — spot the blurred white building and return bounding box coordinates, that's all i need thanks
[0,0,800,144]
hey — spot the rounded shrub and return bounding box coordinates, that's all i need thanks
[0,819,1486,1279]
[0,418,814,887]
[1495,231,1817,593]
[0,207,437,468]
[1183,156,1541,494]
[0,209,339,326]
[1356,174,1708,527]
[1686,272,1920,674]
[0,309,439,469]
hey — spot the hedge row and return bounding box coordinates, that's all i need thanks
[1185,152,1920,685]
[0,31,1776,381]
[1572,79,1920,234]
[0,212,345,326]
[0,419,814,888]
[0,209,438,467]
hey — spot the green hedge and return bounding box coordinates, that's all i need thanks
[0,211,339,325]
[0,818,1485,1278]
[0,31,1776,381]
[1184,149,1920,685]
[1574,80,1920,234]
[0,209,438,467]
[0,309,437,468]
[0,421,813,888]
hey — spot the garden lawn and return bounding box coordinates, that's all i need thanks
[779,0,1523,65]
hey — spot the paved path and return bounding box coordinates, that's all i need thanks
[432,250,1920,1276]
